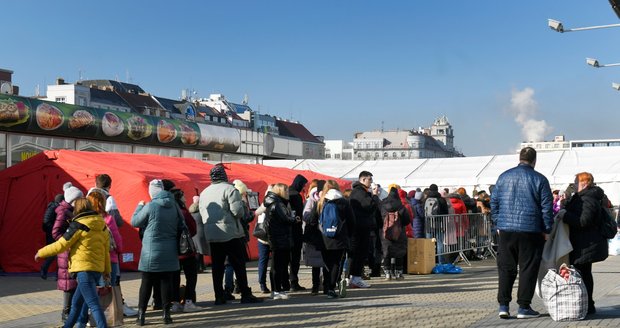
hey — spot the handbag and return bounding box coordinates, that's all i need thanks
[253,220,268,241]
[90,285,124,327]
[179,220,196,256]
[599,205,617,239]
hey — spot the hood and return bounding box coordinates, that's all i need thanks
[264,191,284,208]
[579,185,604,201]
[324,189,343,201]
[352,181,368,191]
[308,187,320,201]
[290,174,308,193]
[383,188,403,212]
[426,189,442,199]
[398,189,408,202]
[150,190,174,208]
[73,210,107,232]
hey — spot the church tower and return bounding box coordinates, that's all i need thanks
[430,115,454,151]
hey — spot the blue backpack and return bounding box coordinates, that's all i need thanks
[320,201,341,238]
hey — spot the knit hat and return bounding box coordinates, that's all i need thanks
[149,179,164,199]
[192,196,200,204]
[233,179,248,195]
[415,191,424,200]
[210,164,228,182]
[54,193,64,203]
[429,184,439,192]
[63,182,83,205]
[407,190,416,199]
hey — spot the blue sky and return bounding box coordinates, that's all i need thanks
[3,1,620,156]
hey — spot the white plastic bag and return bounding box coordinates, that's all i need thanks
[609,233,620,256]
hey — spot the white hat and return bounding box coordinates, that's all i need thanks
[148,179,164,199]
[63,183,83,205]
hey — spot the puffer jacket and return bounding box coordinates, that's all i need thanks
[411,198,425,238]
[264,191,296,250]
[398,189,414,238]
[490,163,553,233]
[132,190,182,272]
[189,202,210,255]
[302,188,325,250]
[448,194,469,238]
[563,185,609,264]
[320,189,355,251]
[199,181,245,243]
[38,210,111,274]
[52,201,77,291]
[104,213,122,264]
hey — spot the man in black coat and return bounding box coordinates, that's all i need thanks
[288,174,308,291]
[40,194,63,279]
[348,171,380,288]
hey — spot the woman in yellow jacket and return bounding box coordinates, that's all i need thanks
[35,198,111,328]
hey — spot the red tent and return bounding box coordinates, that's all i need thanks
[0,150,351,273]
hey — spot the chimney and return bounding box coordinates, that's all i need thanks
[56,78,65,85]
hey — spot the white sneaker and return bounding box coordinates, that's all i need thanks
[170,302,184,313]
[349,277,371,288]
[272,292,289,300]
[122,303,138,317]
[183,300,202,312]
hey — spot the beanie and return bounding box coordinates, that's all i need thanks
[415,191,424,200]
[407,190,416,199]
[210,165,228,182]
[233,179,248,195]
[149,179,164,199]
[54,193,64,203]
[192,196,200,204]
[64,185,83,205]
[429,184,439,192]
[63,182,74,191]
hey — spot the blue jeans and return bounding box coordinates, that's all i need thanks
[65,271,106,328]
[257,242,271,286]
[224,261,234,292]
[76,263,119,325]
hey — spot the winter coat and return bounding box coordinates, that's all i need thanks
[52,201,77,291]
[42,201,60,244]
[104,213,122,264]
[264,191,296,250]
[411,198,426,238]
[320,189,355,251]
[88,187,124,228]
[562,186,609,264]
[131,190,182,272]
[490,163,554,234]
[461,194,478,213]
[448,194,469,238]
[349,181,380,232]
[302,189,325,250]
[425,190,450,216]
[199,181,245,243]
[180,206,197,258]
[38,211,111,274]
[289,174,308,246]
[189,202,210,255]
[398,189,414,238]
[379,189,411,259]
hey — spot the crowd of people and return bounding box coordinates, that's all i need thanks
[34,147,617,326]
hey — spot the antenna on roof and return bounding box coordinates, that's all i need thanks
[381,120,384,132]
[242,94,249,105]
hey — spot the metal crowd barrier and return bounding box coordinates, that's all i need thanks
[424,213,495,266]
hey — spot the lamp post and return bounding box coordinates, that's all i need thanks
[586,58,620,68]
[548,19,620,33]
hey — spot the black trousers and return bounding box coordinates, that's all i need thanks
[573,262,595,310]
[272,248,291,292]
[496,231,544,307]
[210,238,251,299]
[172,256,198,303]
[138,271,174,311]
[289,241,302,283]
[322,249,345,291]
[349,229,370,277]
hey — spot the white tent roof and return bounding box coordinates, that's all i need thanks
[264,148,620,203]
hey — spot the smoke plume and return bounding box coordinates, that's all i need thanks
[509,88,552,142]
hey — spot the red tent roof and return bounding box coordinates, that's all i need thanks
[0,150,350,273]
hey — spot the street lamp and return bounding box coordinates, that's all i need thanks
[586,57,620,68]
[548,18,620,33]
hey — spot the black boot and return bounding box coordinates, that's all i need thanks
[240,287,263,304]
[61,307,70,323]
[136,310,146,326]
[290,281,306,291]
[162,306,172,324]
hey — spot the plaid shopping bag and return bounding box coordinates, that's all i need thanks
[540,266,588,321]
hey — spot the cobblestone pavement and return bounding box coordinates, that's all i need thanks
[1,255,619,327]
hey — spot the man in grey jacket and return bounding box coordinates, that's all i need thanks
[491,147,553,319]
[199,164,262,305]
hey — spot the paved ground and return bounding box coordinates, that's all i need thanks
[1,255,619,327]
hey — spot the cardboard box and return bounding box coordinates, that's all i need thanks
[407,238,435,274]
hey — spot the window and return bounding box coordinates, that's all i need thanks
[383,152,388,158]
[392,152,397,158]
[335,154,341,159]
[55,97,66,103]
[401,152,406,158]
[78,97,87,106]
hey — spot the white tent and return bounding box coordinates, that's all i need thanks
[264,147,620,203]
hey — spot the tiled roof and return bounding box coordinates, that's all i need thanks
[155,96,184,114]
[116,91,165,113]
[89,88,131,109]
[275,119,322,143]
[79,80,145,94]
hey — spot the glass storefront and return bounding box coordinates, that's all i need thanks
[9,135,75,167]
[77,140,133,153]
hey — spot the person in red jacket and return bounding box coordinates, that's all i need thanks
[448,190,469,263]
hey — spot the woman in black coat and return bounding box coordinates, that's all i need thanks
[264,183,299,299]
[559,172,609,315]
